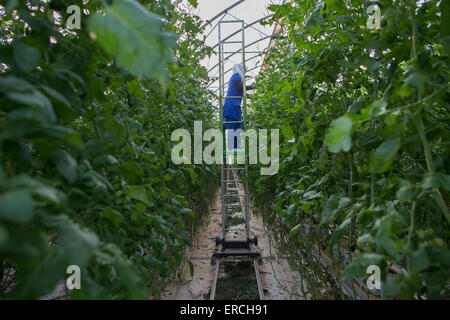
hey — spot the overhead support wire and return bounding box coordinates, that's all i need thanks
[204,12,228,40]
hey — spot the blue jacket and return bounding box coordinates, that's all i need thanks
[223,73,243,120]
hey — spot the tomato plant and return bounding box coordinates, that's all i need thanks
[0,0,218,299]
[249,0,449,299]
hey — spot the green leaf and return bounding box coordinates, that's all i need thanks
[40,85,71,109]
[100,207,123,227]
[375,231,398,260]
[411,245,450,272]
[40,85,75,122]
[88,0,177,81]
[286,102,303,113]
[105,244,147,298]
[338,197,350,210]
[10,251,65,299]
[51,150,78,184]
[0,224,8,248]
[180,207,195,218]
[126,80,144,99]
[397,83,413,97]
[57,221,99,266]
[301,202,312,213]
[13,40,40,72]
[125,185,152,206]
[396,180,416,202]
[188,0,198,8]
[0,189,34,224]
[441,35,450,55]
[356,233,373,246]
[0,77,56,123]
[188,166,197,184]
[369,136,401,174]
[305,3,325,32]
[103,115,127,146]
[9,175,67,205]
[42,125,83,147]
[324,116,353,153]
[303,190,322,200]
[33,185,66,205]
[347,97,366,113]
[4,0,18,12]
[281,125,295,142]
[321,194,339,223]
[383,269,422,300]
[329,216,351,248]
[369,99,387,117]
[289,223,302,238]
[404,72,427,91]
[422,173,450,191]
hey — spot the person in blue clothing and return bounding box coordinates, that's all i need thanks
[223,63,253,150]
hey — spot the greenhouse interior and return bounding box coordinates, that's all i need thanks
[0,0,449,306]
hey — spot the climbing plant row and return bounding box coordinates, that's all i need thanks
[0,0,217,299]
[248,0,449,299]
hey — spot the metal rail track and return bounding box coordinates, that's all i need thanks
[209,256,265,300]
[209,168,264,300]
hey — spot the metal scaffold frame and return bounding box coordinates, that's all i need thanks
[210,14,264,301]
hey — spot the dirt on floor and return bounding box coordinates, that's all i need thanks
[213,260,259,300]
[161,171,306,300]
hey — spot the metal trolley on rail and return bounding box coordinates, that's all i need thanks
[210,18,264,300]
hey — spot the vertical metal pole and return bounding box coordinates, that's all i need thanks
[219,22,226,240]
[221,23,230,232]
[241,21,250,240]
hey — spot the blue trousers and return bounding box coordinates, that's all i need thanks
[223,116,243,150]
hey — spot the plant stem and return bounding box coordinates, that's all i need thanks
[410,12,449,223]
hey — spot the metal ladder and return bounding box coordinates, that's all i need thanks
[210,18,263,300]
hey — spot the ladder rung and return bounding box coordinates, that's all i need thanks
[224,96,244,99]
[219,20,243,23]
[220,51,264,54]
[223,120,243,123]
[224,204,249,207]
[224,194,247,197]
[222,41,243,44]
[223,167,244,170]
[212,252,260,260]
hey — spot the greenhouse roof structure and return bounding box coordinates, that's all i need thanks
[176,0,285,94]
